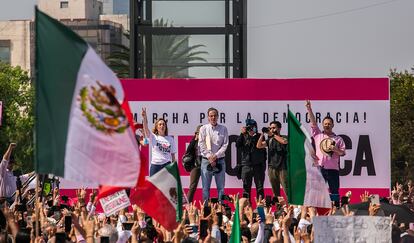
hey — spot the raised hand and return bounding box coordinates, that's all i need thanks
[368,203,380,216]
[341,205,354,216]
[305,100,312,110]
[269,228,282,243]
[293,226,301,242]
[360,191,370,202]
[141,107,147,119]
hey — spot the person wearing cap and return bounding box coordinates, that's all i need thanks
[184,125,203,202]
[236,119,267,201]
[257,121,288,200]
[305,100,345,207]
[198,107,229,202]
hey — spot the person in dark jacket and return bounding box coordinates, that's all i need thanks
[257,121,288,200]
[185,125,203,202]
[236,119,267,201]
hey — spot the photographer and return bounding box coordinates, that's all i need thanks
[257,121,288,200]
[236,119,266,201]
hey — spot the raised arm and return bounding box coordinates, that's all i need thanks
[257,133,267,149]
[3,143,16,161]
[305,100,317,127]
[141,107,150,138]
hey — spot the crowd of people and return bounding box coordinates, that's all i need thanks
[0,183,411,243]
[0,101,413,242]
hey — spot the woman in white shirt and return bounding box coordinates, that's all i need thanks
[142,108,177,176]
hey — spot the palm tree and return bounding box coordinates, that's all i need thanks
[106,18,208,78]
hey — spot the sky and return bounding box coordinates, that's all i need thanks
[0,0,37,20]
[1,0,413,78]
[247,0,414,78]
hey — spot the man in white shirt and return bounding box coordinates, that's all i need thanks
[0,143,31,202]
[198,107,229,202]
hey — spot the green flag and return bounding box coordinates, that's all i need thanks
[229,195,240,243]
[287,109,331,208]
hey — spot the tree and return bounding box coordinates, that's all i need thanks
[0,62,34,172]
[390,68,414,183]
[107,18,208,78]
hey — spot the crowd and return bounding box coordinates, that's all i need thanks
[0,101,413,242]
[0,184,412,243]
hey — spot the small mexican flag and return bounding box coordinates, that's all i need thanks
[229,195,240,243]
[35,9,140,187]
[131,162,183,231]
[287,109,331,208]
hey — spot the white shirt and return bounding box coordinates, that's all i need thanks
[198,124,229,159]
[0,159,29,198]
[149,133,176,165]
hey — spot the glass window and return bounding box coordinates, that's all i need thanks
[148,34,231,78]
[60,1,69,8]
[0,40,11,64]
[153,1,228,27]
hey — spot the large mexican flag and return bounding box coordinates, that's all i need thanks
[287,109,331,208]
[35,9,140,187]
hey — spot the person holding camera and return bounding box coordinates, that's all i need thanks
[257,121,288,200]
[183,125,203,202]
[305,100,346,207]
[0,143,32,203]
[236,119,266,201]
[198,107,229,202]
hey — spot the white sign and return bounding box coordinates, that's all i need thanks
[129,100,389,189]
[122,78,390,196]
[99,190,131,216]
[313,216,391,243]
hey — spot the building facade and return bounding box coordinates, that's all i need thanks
[0,0,126,74]
[0,20,33,74]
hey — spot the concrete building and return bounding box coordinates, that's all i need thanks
[38,0,124,62]
[38,0,103,20]
[0,20,33,74]
[0,0,126,74]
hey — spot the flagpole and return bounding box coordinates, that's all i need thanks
[35,173,40,238]
[286,104,291,204]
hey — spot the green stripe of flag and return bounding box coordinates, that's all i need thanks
[287,109,307,205]
[229,195,240,243]
[165,162,183,222]
[35,8,88,176]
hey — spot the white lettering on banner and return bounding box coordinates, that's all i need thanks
[99,190,131,216]
[313,216,391,243]
[130,101,390,189]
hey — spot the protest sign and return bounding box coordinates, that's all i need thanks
[99,189,131,216]
[313,216,391,243]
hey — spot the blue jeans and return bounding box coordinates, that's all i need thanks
[201,157,226,202]
[321,168,340,206]
[150,162,171,176]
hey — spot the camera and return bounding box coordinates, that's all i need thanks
[12,170,22,177]
[262,127,269,133]
[245,119,257,133]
